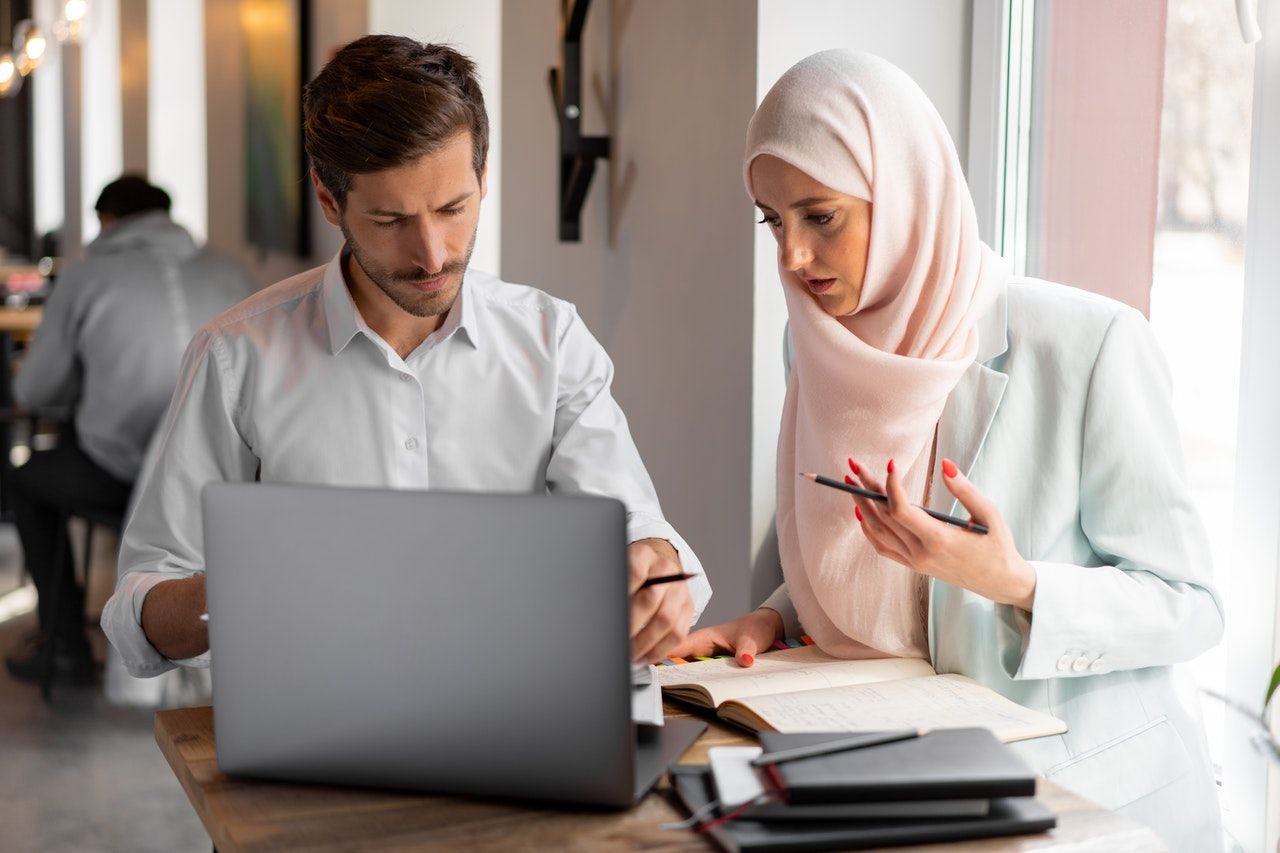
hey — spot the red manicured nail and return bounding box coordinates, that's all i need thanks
[855,506,864,522]
[844,474,855,484]
[848,458,860,475]
[942,458,958,478]
[741,654,754,666]
[887,458,895,474]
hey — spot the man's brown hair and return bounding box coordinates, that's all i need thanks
[303,35,489,206]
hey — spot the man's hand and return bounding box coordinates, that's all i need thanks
[140,574,209,660]
[628,538,695,663]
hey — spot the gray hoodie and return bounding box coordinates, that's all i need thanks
[14,212,255,482]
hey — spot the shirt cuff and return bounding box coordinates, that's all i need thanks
[626,513,712,625]
[759,582,804,639]
[100,570,195,678]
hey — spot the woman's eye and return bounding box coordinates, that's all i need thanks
[809,212,835,225]
[756,215,781,227]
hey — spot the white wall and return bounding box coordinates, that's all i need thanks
[32,0,65,240]
[81,0,123,244]
[501,0,760,625]
[149,0,207,243]
[748,0,975,605]
[369,0,502,277]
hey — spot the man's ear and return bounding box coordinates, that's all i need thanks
[311,168,343,228]
[479,160,489,201]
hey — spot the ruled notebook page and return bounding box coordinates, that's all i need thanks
[723,673,1068,743]
[654,645,936,707]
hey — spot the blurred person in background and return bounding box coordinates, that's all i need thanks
[4,175,255,685]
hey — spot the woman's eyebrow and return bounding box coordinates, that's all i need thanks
[789,196,837,209]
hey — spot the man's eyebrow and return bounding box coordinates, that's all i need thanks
[366,191,476,218]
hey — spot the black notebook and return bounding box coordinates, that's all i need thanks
[758,728,1037,804]
[670,765,1056,853]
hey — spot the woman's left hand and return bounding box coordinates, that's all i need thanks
[847,456,1037,611]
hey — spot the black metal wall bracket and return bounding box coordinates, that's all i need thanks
[548,0,610,242]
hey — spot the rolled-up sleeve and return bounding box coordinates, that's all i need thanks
[101,328,258,677]
[544,308,712,622]
[996,307,1224,680]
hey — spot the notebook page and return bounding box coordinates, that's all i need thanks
[654,645,935,706]
[731,674,1067,743]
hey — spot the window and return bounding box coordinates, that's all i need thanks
[974,1,1275,848]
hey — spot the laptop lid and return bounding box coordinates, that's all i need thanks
[203,483,635,806]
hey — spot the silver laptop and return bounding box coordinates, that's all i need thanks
[202,483,705,807]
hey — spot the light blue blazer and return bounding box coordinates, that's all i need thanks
[769,278,1224,852]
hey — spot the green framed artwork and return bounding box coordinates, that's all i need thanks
[241,0,310,256]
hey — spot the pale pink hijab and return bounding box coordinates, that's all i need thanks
[745,50,1008,660]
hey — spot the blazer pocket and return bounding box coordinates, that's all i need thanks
[1044,716,1191,811]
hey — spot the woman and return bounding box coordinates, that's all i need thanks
[671,50,1223,851]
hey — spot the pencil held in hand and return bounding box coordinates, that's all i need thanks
[639,572,697,589]
[800,472,989,534]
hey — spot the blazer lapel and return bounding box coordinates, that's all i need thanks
[927,286,1011,663]
[933,287,1011,513]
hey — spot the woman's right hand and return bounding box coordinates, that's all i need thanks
[664,608,785,668]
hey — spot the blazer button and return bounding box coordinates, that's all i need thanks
[1089,658,1106,673]
[1072,655,1090,672]
[1056,654,1074,672]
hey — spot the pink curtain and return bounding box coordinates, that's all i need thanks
[1033,0,1168,317]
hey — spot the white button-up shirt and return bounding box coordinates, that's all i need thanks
[102,252,711,677]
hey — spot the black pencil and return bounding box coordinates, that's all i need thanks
[639,572,697,589]
[751,728,927,766]
[800,472,989,534]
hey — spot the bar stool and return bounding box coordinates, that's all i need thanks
[40,504,126,701]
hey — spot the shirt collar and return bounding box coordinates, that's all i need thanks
[322,250,361,355]
[433,268,482,351]
[321,249,482,356]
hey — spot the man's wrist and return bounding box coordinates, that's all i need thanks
[636,537,681,566]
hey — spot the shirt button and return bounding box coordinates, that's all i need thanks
[1056,654,1073,672]
[399,373,412,382]
[404,437,418,450]
[1071,655,1090,672]
[1089,658,1106,673]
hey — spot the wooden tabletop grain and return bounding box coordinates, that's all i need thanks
[155,703,1166,853]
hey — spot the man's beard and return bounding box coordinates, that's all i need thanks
[341,222,478,319]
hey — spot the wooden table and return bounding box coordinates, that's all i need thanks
[155,704,1166,852]
[0,305,43,337]
[0,305,42,518]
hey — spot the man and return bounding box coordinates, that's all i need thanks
[101,36,710,678]
[6,175,254,683]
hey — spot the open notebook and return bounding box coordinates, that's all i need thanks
[654,645,1066,743]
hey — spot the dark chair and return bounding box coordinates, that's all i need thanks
[40,503,126,701]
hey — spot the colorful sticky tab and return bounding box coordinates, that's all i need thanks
[772,641,789,651]
[801,635,815,645]
[669,657,689,665]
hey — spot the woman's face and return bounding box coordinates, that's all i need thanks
[750,154,872,317]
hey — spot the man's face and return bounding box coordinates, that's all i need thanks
[316,130,486,319]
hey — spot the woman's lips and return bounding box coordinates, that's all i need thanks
[806,277,836,295]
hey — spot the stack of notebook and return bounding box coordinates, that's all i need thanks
[670,728,1056,852]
